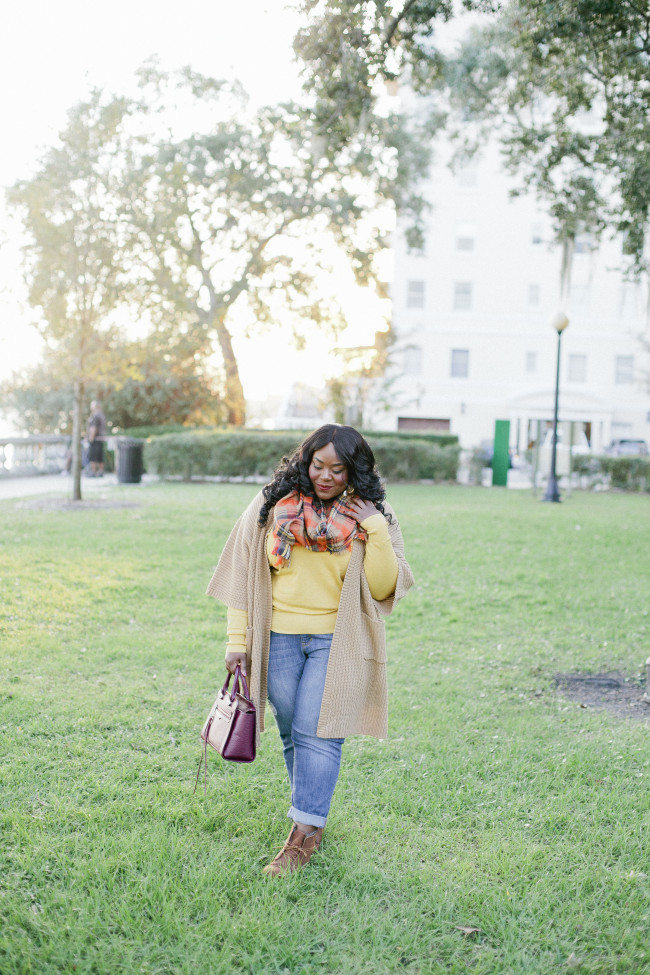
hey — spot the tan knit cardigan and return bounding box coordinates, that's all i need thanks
[206,491,414,742]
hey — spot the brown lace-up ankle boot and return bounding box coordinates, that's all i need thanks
[262,823,324,877]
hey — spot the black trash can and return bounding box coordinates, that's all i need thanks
[117,438,144,484]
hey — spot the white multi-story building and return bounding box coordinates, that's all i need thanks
[382,140,650,455]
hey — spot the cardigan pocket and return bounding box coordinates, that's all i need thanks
[361,611,387,663]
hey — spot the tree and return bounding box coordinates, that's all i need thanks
[325,326,398,427]
[0,329,225,434]
[119,66,401,425]
[294,2,463,248]
[97,329,225,429]
[8,59,436,450]
[441,0,650,276]
[296,0,650,274]
[293,0,468,141]
[7,92,130,499]
[0,363,73,435]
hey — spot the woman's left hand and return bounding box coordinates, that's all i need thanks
[346,495,380,523]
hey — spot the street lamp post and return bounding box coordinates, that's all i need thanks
[542,312,569,503]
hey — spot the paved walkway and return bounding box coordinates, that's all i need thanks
[462,465,536,490]
[0,472,155,501]
[0,467,537,501]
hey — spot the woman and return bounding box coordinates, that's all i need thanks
[206,424,413,876]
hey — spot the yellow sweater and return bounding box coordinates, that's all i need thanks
[227,513,398,650]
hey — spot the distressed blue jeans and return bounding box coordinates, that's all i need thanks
[266,632,344,828]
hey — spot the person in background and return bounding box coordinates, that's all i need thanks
[206,424,413,877]
[86,400,107,477]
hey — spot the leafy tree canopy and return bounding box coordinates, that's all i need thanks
[117,64,403,424]
[7,91,132,496]
[7,62,405,440]
[1,331,224,435]
[446,0,650,271]
[95,330,226,431]
[7,92,130,376]
[293,1,480,247]
[295,0,650,271]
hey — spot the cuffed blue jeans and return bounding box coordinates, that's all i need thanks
[266,632,344,829]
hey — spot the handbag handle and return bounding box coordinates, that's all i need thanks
[222,664,251,703]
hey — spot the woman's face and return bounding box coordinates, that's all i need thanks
[308,442,348,502]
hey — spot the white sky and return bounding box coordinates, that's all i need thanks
[0,0,387,432]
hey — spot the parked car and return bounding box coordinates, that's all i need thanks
[539,428,591,476]
[604,438,648,456]
[540,429,591,455]
[475,439,515,468]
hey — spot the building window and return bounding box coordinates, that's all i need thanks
[528,283,541,306]
[402,345,423,376]
[455,222,476,252]
[407,279,425,309]
[406,230,426,257]
[621,230,636,256]
[407,243,426,258]
[525,352,537,373]
[574,233,593,254]
[531,223,543,245]
[451,349,469,378]
[568,354,587,383]
[618,283,639,319]
[615,355,634,384]
[453,281,473,311]
[569,284,591,316]
[456,160,478,187]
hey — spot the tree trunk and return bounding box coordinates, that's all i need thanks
[72,379,84,501]
[214,317,246,426]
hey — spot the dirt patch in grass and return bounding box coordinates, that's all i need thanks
[554,671,650,721]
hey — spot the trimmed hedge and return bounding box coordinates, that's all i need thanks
[144,432,302,481]
[370,437,460,481]
[128,424,458,446]
[599,455,650,491]
[118,424,196,439]
[359,429,459,447]
[572,454,650,491]
[144,430,460,482]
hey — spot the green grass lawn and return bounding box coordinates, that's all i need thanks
[1,482,649,975]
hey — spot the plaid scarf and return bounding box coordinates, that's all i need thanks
[269,490,368,568]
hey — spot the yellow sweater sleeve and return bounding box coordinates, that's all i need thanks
[226,606,248,653]
[361,513,399,601]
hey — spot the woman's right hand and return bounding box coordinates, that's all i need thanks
[225,650,247,675]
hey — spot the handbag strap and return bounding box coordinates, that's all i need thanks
[193,715,213,796]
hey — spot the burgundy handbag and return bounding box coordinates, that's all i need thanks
[194,666,256,794]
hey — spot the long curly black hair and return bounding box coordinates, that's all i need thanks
[258,424,390,525]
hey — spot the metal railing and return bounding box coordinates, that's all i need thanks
[0,436,70,477]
